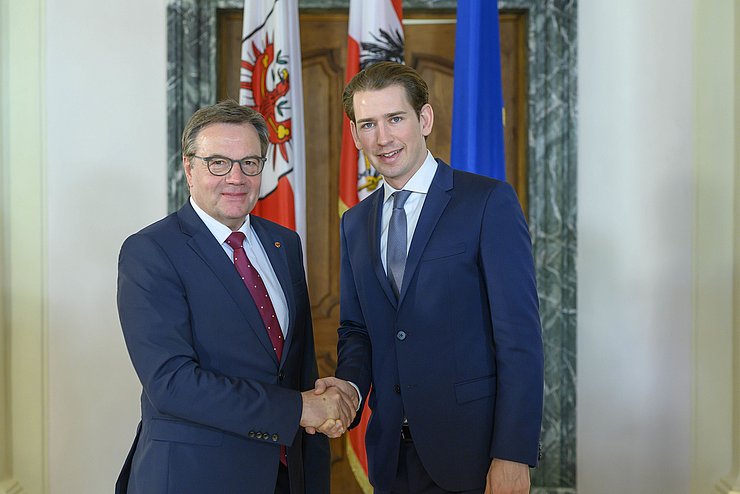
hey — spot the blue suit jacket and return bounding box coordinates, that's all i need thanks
[116,201,329,493]
[335,160,544,492]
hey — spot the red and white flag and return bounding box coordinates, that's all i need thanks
[338,0,404,216]
[240,0,306,241]
[340,2,404,492]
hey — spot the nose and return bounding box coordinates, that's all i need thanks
[376,122,392,145]
[225,162,246,183]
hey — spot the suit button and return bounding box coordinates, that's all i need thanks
[278,371,284,381]
[256,432,263,439]
[396,330,406,341]
[272,434,279,442]
[248,431,255,438]
[394,384,401,394]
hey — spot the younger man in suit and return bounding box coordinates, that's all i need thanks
[116,100,355,493]
[318,62,544,493]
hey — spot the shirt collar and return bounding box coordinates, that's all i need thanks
[189,197,251,244]
[383,151,438,203]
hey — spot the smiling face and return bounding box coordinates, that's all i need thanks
[349,84,433,190]
[183,122,262,230]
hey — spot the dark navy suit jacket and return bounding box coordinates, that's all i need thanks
[335,160,544,492]
[116,201,329,493]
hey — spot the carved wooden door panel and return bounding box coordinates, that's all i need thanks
[298,14,356,491]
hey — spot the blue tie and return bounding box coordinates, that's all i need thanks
[387,190,412,299]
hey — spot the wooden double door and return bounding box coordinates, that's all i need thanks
[217,9,527,492]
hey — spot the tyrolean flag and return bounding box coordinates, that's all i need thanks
[240,0,306,241]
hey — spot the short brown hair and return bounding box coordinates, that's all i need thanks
[181,100,269,157]
[342,62,430,122]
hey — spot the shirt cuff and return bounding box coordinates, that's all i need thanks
[347,381,362,411]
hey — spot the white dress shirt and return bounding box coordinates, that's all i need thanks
[379,151,438,275]
[190,198,289,337]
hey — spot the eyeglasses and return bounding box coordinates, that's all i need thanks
[190,155,267,176]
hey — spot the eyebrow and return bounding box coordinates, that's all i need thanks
[200,154,263,160]
[356,110,407,125]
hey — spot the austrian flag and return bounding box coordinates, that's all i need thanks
[338,0,404,216]
[340,4,404,492]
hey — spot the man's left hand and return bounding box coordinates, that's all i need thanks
[314,376,360,410]
[485,459,530,494]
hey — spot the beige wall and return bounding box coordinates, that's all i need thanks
[1,0,167,493]
[45,0,168,492]
[734,3,740,488]
[1,0,8,482]
[578,0,694,490]
[715,3,740,492]
[693,1,738,492]
[1,0,47,493]
[577,0,738,493]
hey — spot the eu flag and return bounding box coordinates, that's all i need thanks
[450,0,506,180]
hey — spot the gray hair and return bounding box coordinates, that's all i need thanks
[181,100,269,157]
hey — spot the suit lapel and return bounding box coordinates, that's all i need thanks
[368,189,398,307]
[178,203,280,366]
[250,216,295,368]
[399,160,453,305]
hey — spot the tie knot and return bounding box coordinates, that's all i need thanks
[225,231,246,249]
[392,190,412,210]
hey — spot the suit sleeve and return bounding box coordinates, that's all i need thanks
[480,182,544,466]
[117,232,303,446]
[335,213,373,428]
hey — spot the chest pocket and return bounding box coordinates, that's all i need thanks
[421,243,466,262]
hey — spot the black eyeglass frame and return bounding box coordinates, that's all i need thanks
[190,155,267,176]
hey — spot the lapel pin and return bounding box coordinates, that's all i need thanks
[274,241,281,248]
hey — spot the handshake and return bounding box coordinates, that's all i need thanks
[299,377,359,439]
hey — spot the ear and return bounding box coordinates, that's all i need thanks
[349,121,362,150]
[419,103,434,137]
[183,155,193,187]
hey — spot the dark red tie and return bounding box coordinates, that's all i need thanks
[225,231,287,465]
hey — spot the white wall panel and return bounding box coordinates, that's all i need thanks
[45,1,168,492]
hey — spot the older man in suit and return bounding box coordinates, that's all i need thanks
[116,100,354,493]
[317,62,544,494]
